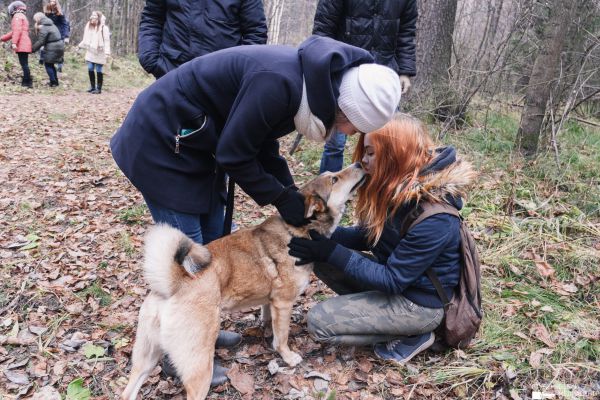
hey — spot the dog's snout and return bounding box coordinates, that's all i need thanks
[353,162,363,169]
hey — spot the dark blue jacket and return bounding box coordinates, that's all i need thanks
[138,0,268,78]
[326,148,465,308]
[45,12,70,39]
[313,0,417,76]
[110,36,373,214]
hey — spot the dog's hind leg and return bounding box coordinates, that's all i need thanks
[161,300,219,400]
[121,294,164,400]
[270,300,303,366]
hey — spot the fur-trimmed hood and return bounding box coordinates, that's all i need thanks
[401,146,476,207]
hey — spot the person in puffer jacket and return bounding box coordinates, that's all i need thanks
[138,0,268,79]
[1,1,33,87]
[32,12,65,87]
[288,115,476,364]
[312,0,418,175]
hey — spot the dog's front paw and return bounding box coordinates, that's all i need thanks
[282,351,303,367]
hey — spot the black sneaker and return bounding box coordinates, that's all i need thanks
[374,332,435,364]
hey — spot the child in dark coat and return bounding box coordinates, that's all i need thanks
[43,0,70,72]
[32,12,65,87]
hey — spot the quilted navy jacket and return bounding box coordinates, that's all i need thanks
[138,0,268,78]
[312,0,417,76]
[110,36,373,214]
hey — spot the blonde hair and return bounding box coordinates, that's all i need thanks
[352,115,434,244]
[33,12,45,22]
[87,10,104,30]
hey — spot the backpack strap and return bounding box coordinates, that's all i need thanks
[404,202,462,307]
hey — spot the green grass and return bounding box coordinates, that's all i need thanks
[77,281,112,307]
[0,47,153,93]
[118,204,148,225]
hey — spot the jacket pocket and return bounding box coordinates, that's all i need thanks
[159,41,183,63]
[174,113,215,153]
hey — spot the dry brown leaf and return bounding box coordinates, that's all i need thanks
[531,324,556,348]
[356,358,373,373]
[227,363,255,397]
[533,253,555,278]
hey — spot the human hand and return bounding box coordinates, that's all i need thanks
[288,230,338,265]
[11,43,17,50]
[64,37,69,44]
[272,187,309,227]
[399,75,411,94]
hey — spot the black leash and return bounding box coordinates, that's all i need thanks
[289,132,303,155]
[222,177,235,236]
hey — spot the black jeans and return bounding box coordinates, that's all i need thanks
[17,52,31,82]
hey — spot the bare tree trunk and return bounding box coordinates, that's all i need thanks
[413,0,458,96]
[409,0,459,124]
[516,0,577,156]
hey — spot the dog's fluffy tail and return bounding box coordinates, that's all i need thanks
[143,224,212,298]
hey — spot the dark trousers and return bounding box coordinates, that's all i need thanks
[17,52,31,83]
[44,63,57,83]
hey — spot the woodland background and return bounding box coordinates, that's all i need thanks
[0,0,599,399]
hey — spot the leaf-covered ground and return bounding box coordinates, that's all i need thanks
[0,55,599,400]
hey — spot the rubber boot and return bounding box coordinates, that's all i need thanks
[92,72,103,94]
[87,71,96,93]
[160,356,229,387]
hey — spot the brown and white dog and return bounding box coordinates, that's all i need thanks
[121,163,366,400]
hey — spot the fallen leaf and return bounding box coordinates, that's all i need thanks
[304,371,331,381]
[529,348,553,369]
[227,363,255,396]
[531,324,556,348]
[533,253,555,278]
[4,369,30,385]
[32,386,61,400]
[268,359,280,375]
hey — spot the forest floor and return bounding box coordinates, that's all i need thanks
[0,53,599,400]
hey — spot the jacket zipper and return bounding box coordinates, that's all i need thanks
[175,134,180,154]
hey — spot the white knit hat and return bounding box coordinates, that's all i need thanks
[338,64,401,133]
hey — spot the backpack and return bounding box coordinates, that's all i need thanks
[402,201,483,348]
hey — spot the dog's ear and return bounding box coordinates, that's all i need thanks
[304,193,327,219]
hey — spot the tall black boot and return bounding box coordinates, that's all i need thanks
[21,65,32,88]
[87,71,96,93]
[92,72,103,94]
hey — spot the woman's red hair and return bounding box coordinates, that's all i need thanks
[352,115,434,244]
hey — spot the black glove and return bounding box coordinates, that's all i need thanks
[288,230,338,265]
[272,187,309,227]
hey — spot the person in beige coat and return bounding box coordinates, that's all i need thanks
[77,10,110,94]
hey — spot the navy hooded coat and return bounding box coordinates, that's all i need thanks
[110,36,373,215]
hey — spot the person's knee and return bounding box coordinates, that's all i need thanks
[307,306,336,344]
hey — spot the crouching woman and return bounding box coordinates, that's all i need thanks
[288,116,475,363]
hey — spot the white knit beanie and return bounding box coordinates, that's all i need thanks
[338,64,401,133]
